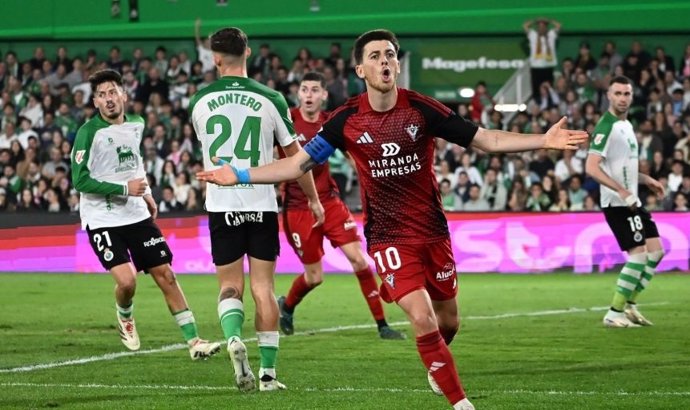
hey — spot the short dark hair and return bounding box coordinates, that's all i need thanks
[301,71,326,88]
[610,75,632,87]
[88,69,123,93]
[210,27,248,57]
[353,29,399,65]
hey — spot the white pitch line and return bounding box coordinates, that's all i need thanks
[1,382,689,397]
[467,301,669,320]
[0,302,669,374]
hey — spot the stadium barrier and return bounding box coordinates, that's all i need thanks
[2,212,688,274]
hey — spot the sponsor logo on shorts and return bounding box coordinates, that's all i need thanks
[343,221,357,230]
[160,250,167,257]
[224,211,264,226]
[435,262,455,282]
[103,248,114,262]
[143,236,166,247]
[385,273,395,289]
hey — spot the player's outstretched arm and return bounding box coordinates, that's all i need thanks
[196,149,317,186]
[471,116,588,153]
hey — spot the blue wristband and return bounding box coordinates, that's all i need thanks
[216,158,250,184]
[233,166,250,184]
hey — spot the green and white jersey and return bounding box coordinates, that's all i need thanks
[189,76,296,212]
[589,111,639,207]
[71,114,150,229]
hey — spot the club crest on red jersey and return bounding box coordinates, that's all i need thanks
[405,124,420,141]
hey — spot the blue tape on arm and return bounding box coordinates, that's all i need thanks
[303,134,336,164]
[233,167,250,184]
[216,158,250,184]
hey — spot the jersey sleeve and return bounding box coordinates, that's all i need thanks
[589,119,614,157]
[71,125,127,196]
[409,92,477,148]
[319,106,354,152]
[270,93,297,147]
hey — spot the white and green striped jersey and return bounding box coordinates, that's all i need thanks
[71,114,150,229]
[189,76,296,212]
[589,111,639,207]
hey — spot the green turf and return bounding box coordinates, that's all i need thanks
[0,273,689,409]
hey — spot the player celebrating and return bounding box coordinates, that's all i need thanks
[585,75,665,328]
[197,29,587,409]
[71,69,220,360]
[188,27,324,392]
[277,71,405,340]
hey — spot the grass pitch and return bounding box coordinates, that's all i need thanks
[0,272,688,409]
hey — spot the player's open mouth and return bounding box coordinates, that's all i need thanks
[382,68,391,82]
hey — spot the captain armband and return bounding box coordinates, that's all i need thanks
[303,134,336,165]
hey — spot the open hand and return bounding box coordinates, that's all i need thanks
[544,117,589,150]
[195,157,238,186]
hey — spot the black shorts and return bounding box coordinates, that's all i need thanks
[208,211,280,265]
[603,206,660,251]
[86,218,173,272]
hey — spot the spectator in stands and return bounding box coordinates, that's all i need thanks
[436,160,457,190]
[554,149,583,183]
[574,41,597,74]
[523,17,561,104]
[158,185,182,212]
[470,81,493,124]
[461,183,490,211]
[0,187,10,211]
[454,152,483,186]
[581,194,600,211]
[525,182,552,211]
[440,178,461,211]
[672,191,688,211]
[507,178,528,211]
[479,168,507,211]
[567,174,586,209]
[15,187,39,212]
[0,122,18,149]
[528,149,555,181]
[549,188,571,211]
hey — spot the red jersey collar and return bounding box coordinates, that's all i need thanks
[358,87,410,113]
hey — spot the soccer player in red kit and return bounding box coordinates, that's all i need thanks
[277,71,405,340]
[198,29,588,410]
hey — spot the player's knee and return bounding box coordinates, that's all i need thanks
[117,278,136,295]
[349,257,369,273]
[408,311,438,334]
[219,286,242,301]
[152,266,177,285]
[648,249,664,262]
[304,269,323,287]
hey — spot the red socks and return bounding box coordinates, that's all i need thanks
[416,330,466,405]
[354,267,385,321]
[284,274,316,311]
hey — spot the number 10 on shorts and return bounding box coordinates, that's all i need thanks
[373,247,401,273]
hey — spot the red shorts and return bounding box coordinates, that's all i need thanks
[283,199,360,264]
[368,238,457,303]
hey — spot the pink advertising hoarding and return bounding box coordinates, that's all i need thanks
[2,212,688,274]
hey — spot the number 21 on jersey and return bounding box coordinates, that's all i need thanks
[206,115,262,167]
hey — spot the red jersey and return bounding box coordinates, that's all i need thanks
[281,108,340,210]
[319,89,478,248]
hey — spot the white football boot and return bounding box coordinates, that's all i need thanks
[116,315,140,351]
[188,338,222,360]
[227,337,256,392]
[428,371,443,395]
[603,309,641,328]
[625,304,653,326]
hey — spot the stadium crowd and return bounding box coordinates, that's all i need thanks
[0,36,689,213]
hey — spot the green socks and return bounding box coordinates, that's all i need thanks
[218,298,244,341]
